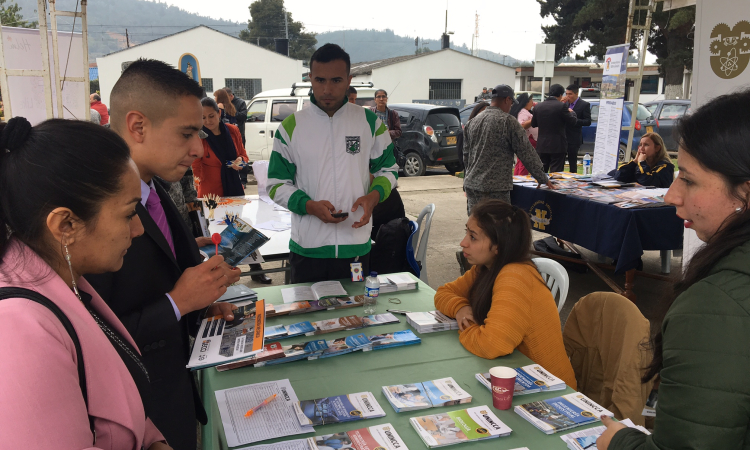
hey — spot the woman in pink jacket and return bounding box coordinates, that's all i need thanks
[0,118,171,450]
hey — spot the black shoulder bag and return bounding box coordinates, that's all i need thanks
[0,287,96,443]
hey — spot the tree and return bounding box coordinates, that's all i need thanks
[239,0,317,62]
[0,0,37,28]
[537,0,694,99]
[415,46,433,55]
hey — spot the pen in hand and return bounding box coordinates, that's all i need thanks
[245,393,277,418]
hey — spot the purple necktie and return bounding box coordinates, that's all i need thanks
[145,186,176,259]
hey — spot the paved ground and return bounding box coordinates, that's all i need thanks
[240,168,678,326]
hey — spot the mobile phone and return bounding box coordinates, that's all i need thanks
[331,212,349,219]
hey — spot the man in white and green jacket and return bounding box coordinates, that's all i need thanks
[267,44,398,283]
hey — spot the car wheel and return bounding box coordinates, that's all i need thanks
[445,163,462,174]
[403,152,426,177]
[617,145,636,162]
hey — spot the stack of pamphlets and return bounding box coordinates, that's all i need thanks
[406,311,458,333]
[514,393,613,435]
[216,342,285,371]
[367,329,421,351]
[187,300,266,370]
[267,296,364,317]
[255,340,329,367]
[560,419,649,450]
[475,364,567,396]
[314,333,372,359]
[242,423,409,450]
[410,406,512,448]
[218,284,257,303]
[264,313,399,340]
[294,392,386,426]
[281,281,348,303]
[264,321,316,340]
[198,217,270,267]
[377,273,419,293]
[382,377,472,412]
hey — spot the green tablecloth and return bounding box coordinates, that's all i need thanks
[200,275,597,450]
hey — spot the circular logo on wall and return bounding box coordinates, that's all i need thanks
[709,21,750,79]
[529,200,552,231]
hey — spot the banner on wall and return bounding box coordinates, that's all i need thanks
[178,53,201,85]
[591,43,629,180]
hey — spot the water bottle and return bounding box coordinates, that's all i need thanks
[583,153,592,176]
[363,271,380,314]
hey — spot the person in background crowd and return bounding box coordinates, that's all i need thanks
[462,84,551,214]
[214,89,237,126]
[532,84,577,173]
[435,199,577,388]
[597,89,750,450]
[369,89,402,141]
[478,87,491,100]
[85,59,240,450]
[509,92,537,176]
[223,86,247,145]
[348,86,358,104]
[89,108,102,125]
[610,132,674,188]
[564,84,592,173]
[456,102,488,173]
[266,44,398,283]
[90,93,110,125]
[194,98,270,284]
[0,117,170,450]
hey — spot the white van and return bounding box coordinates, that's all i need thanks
[243,82,380,162]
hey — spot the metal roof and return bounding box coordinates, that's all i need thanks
[349,48,511,76]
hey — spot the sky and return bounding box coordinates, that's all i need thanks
[162,0,593,62]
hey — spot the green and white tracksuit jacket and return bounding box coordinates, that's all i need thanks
[266,97,398,259]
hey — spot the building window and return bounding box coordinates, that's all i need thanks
[528,77,550,95]
[641,75,659,94]
[224,78,263,100]
[201,78,213,93]
[429,79,462,100]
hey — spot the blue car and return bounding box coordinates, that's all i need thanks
[580,101,657,161]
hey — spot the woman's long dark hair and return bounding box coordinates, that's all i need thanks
[643,88,750,382]
[0,117,132,267]
[468,102,488,122]
[467,199,533,324]
[509,93,531,118]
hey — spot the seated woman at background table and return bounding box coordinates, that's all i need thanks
[597,89,750,449]
[610,132,674,188]
[0,118,170,450]
[434,199,576,388]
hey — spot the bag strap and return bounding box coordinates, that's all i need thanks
[0,287,96,443]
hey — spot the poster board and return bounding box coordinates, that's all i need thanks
[683,0,750,265]
[1,26,85,125]
[591,43,629,179]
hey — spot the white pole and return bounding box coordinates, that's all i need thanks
[81,0,90,121]
[49,0,64,118]
[37,0,55,119]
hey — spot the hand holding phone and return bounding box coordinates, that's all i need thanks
[331,212,349,219]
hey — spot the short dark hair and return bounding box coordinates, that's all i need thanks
[566,84,579,92]
[348,86,357,95]
[222,86,233,96]
[201,97,220,113]
[374,89,388,98]
[549,84,565,98]
[0,118,132,266]
[110,58,204,130]
[92,93,101,101]
[310,43,351,74]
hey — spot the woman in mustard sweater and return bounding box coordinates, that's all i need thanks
[434,199,576,389]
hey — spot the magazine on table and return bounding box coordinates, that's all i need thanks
[216,342,286,371]
[268,296,364,317]
[383,377,472,412]
[294,391,386,426]
[199,216,270,267]
[282,281,349,303]
[366,330,421,351]
[410,405,512,448]
[560,418,649,450]
[187,300,266,370]
[514,392,613,435]
[475,364,567,396]
[238,423,408,450]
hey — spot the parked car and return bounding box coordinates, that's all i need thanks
[581,101,657,161]
[642,99,692,152]
[515,90,543,103]
[389,103,463,177]
[242,82,381,161]
[578,87,601,100]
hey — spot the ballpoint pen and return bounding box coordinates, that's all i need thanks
[386,309,412,315]
[245,393,277,418]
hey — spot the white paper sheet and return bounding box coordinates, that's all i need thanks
[237,439,311,450]
[215,379,314,447]
[255,221,292,232]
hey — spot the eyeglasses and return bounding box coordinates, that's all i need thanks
[375,95,387,99]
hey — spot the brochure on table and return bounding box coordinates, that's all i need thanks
[383,377,472,412]
[475,364,566,396]
[410,405,512,448]
[282,281,349,303]
[294,392,386,426]
[215,378,314,448]
[187,300,266,370]
[514,392,613,434]
[236,423,409,450]
[560,418,649,450]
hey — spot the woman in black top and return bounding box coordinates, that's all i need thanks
[611,132,674,188]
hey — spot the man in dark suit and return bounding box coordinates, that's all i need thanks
[564,84,592,173]
[86,59,240,450]
[531,84,578,173]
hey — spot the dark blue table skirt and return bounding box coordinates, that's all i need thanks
[511,185,684,274]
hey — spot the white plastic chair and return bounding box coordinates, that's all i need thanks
[532,257,570,313]
[412,204,436,284]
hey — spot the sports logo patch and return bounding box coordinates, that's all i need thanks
[345,136,361,155]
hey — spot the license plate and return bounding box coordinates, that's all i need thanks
[446,136,457,145]
[646,126,653,133]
